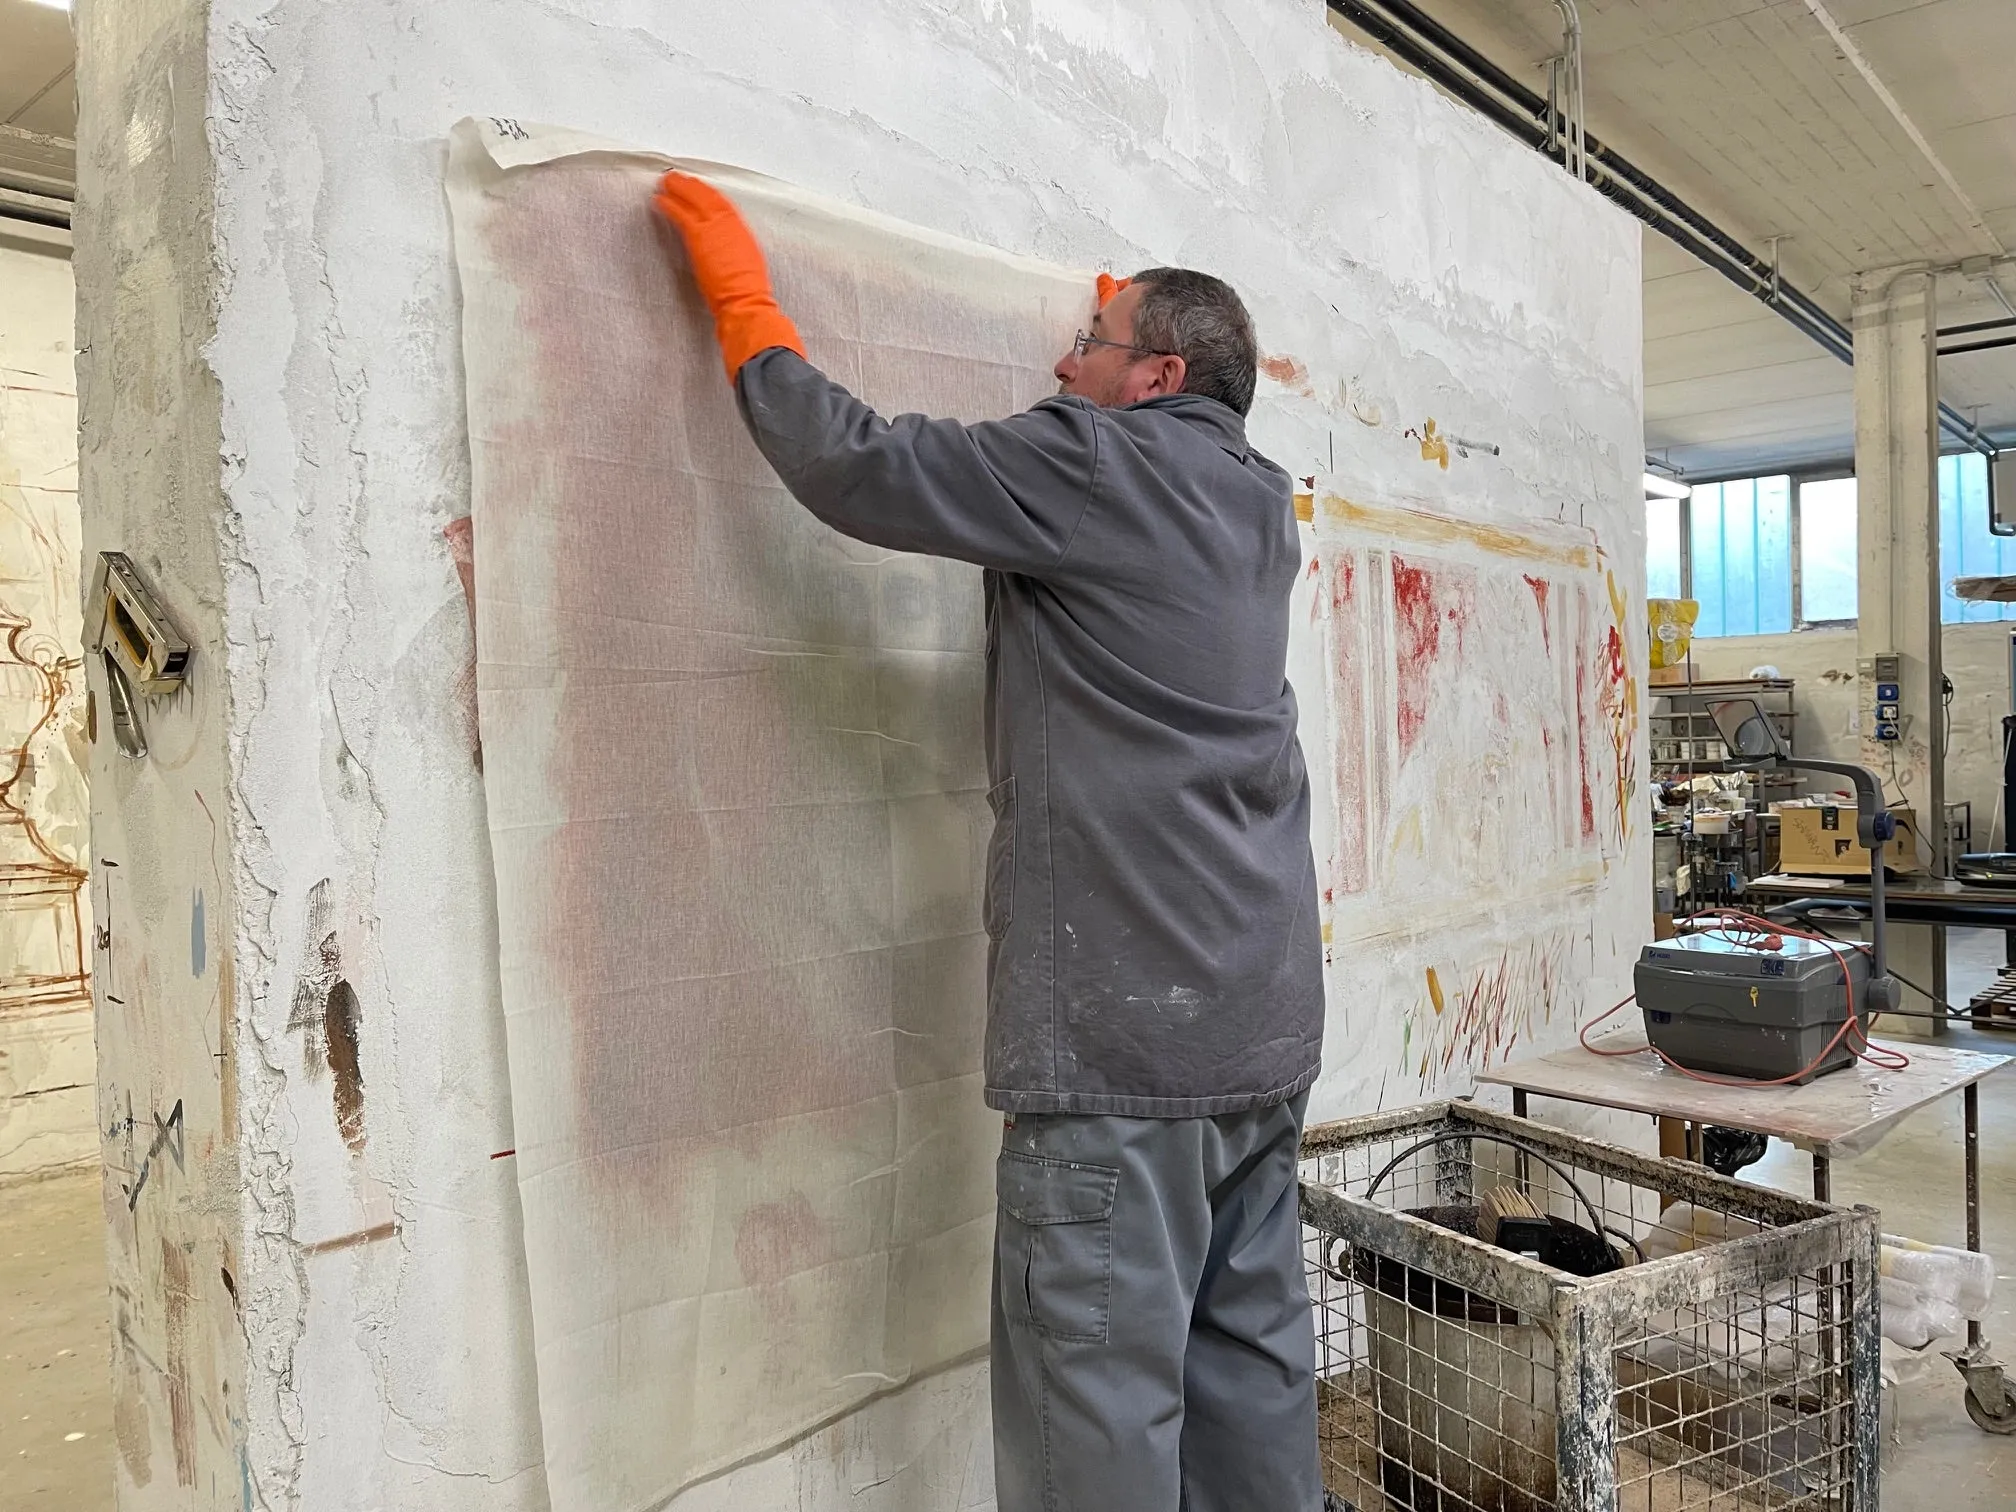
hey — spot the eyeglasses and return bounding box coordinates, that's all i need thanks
[1071,329,1174,361]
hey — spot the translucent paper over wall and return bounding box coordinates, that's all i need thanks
[447,119,1089,1510]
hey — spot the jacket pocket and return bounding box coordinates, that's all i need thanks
[983,777,1016,940]
[996,1150,1117,1344]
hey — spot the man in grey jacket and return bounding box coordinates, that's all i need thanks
[655,172,1326,1512]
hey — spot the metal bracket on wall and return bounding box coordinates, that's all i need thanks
[83,553,191,760]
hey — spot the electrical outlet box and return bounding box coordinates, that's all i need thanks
[1876,720,1901,741]
[1877,702,1900,721]
[1873,654,1901,682]
[1876,681,1900,703]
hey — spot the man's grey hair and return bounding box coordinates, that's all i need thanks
[1129,267,1259,417]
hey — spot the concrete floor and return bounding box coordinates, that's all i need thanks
[1,1167,114,1510]
[1739,926,2016,1510]
[6,934,2016,1510]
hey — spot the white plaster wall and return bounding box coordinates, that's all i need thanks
[0,239,94,1180]
[73,0,1642,1506]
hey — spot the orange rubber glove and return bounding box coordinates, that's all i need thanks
[1096,272,1131,309]
[653,171,806,383]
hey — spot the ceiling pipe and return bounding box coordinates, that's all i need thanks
[0,184,70,230]
[1549,0,1586,184]
[1941,334,2016,358]
[1328,0,2001,458]
[1942,317,2016,339]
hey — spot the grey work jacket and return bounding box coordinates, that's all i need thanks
[737,348,1322,1116]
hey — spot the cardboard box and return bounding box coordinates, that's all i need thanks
[1648,659,1696,687]
[1777,804,1927,876]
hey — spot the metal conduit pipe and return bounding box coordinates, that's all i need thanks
[1943,318,2016,339]
[1329,0,2000,457]
[1330,0,1855,358]
[1550,0,1586,183]
[0,185,70,230]
[1334,0,1796,303]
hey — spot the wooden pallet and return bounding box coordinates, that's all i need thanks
[1966,969,2016,1032]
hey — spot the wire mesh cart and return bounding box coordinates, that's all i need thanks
[1302,1102,1881,1512]
[1477,1033,2014,1433]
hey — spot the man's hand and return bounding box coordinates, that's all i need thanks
[653,171,806,383]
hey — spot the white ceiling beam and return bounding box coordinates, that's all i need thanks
[0,122,73,153]
[1798,0,2004,258]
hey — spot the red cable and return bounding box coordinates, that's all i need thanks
[1580,906,1910,1085]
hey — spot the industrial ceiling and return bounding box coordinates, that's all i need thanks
[0,0,74,237]
[1329,0,2016,480]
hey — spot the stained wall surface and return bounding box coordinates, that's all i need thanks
[0,239,93,1180]
[75,0,1644,1507]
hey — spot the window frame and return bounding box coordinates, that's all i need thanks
[1666,471,1798,637]
[1791,467,1857,631]
[1649,455,1989,635]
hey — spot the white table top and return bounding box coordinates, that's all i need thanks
[1476,1032,2011,1159]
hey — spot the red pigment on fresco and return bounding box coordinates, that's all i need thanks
[444,516,476,618]
[1522,574,1551,653]
[483,163,905,1222]
[1260,354,1309,387]
[734,1193,829,1287]
[1391,556,1470,758]
[1330,553,1371,895]
[1576,649,1596,840]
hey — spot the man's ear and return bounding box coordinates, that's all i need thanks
[1151,354,1187,397]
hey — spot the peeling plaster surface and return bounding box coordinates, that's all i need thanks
[73,0,248,1504]
[76,0,1642,1507]
[0,241,94,1180]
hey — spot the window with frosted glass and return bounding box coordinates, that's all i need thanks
[1798,477,1858,622]
[1688,475,1793,636]
[1647,497,1683,599]
[1939,454,2014,624]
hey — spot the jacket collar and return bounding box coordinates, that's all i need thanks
[1123,393,1251,458]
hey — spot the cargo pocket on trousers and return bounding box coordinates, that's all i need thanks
[996,1150,1117,1344]
[983,777,1016,940]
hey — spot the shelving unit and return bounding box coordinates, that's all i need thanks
[1648,677,1797,789]
[1648,677,1796,913]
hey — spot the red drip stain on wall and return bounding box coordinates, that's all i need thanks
[323,980,366,1154]
[1330,553,1370,896]
[161,1238,196,1488]
[444,516,476,617]
[442,518,482,766]
[1576,649,1596,841]
[1260,354,1309,388]
[1392,557,1469,758]
[734,1192,828,1288]
[1522,574,1552,653]
[1409,934,1571,1088]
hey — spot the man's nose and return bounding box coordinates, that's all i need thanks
[1054,349,1077,384]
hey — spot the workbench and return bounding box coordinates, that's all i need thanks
[1477,1030,2016,1428]
[1745,871,2016,934]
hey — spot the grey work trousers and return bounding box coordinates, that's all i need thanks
[991,1094,1322,1512]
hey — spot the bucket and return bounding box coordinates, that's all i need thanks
[1357,1207,1557,1512]
[1347,1130,1624,1512]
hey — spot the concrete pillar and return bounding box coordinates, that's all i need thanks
[74,3,545,1506]
[1852,268,1946,1034]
